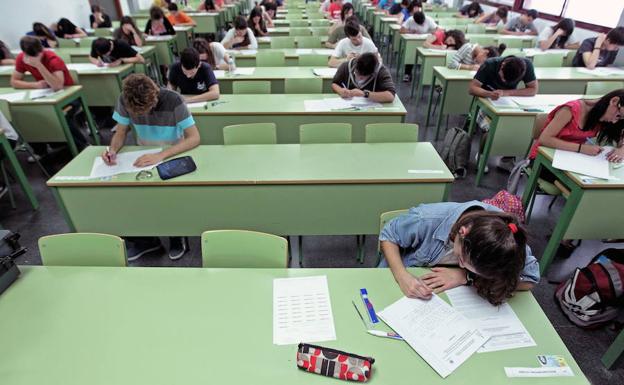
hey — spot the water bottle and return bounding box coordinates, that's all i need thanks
[227,56,236,73]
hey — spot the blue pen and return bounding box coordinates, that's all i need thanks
[360,288,379,324]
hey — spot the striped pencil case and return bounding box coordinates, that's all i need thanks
[297,343,375,382]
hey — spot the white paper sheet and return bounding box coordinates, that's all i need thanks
[446,286,536,353]
[273,276,337,345]
[552,147,612,179]
[313,68,337,77]
[523,48,570,57]
[186,102,208,109]
[29,89,58,99]
[67,63,105,71]
[145,35,171,41]
[313,49,335,55]
[505,367,574,377]
[295,49,314,55]
[231,67,255,75]
[303,97,383,111]
[509,94,581,107]
[378,295,487,378]
[488,97,517,108]
[402,33,429,39]
[89,148,163,178]
[213,70,226,77]
[576,67,624,76]
[348,96,383,109]
[0,91,27,102]
[303,99,329,112]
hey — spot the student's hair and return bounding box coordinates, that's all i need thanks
[583,89,624,144]
[483,43,506,58]
[449,210,527,306]
[444,29,466,50]
[340,3,355,22]
[57,18,78,35]
[119,16,138,30]
[203,0,217,10]
[549,18,575,48]
[496,5,508,19]
[91,4,102,13]
[32,22,56,41]
[150,6,165,20]
[500,56,526,84]
[180,47,201,70]
[20,36,44,57]
[466,1,482,15]
[355,52,378,76]
[92,37,112,56]
[234,16,248,30]
[413,11,425,25]
[606,27,624,46]
[400,0,409,6]
[526,9,538,20]
[249,6,265,25]
[344,18,361,37]
[168,3,179,12]
[407,0,421,13]
[122,74,160,116]
[192,37,216,67]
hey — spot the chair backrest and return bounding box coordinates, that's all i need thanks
[298,54,330,66]
[585,81,624,96]
[289,20,308,27]
[223,123,277,144]
[201,230,288,268]
[466,24,486,34]
[376,209,409,262]
[531,52,565,67]
[0,100,11,122]
[271,36,296,49]
[468,36,496,47]
[444,51,455,65]
[256,51,286,66]
[39,233,127,267]
[285,78,322,93]
[232,80,271,94]
[297,36,323,48]
[290,27,311,36]
[365,123,419,143]
[299,123,352,143]
[497,36,525,49]
[532,113,549,139]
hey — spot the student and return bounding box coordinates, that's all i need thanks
[90,5,112,29]
[168,48,220,103]
[376,0,392,12]
[389,0,408,16]
[193,37,231,70]
[458,1,483,19]
[469,56,538,99]
[398,1,422,25]
[221,16,258,49]
[0,41,15,65]
[53,18,87,39]
[89,38,145,67]
[103,74,200,261]
[529,90,624,165]
[27,22,58,48]
[199,0,221,11]
[328,0,343,20]
[320,0,331,15]
[331,52,395,103]
[114,16,144,47]
[572,27,624,69]
[475,5,508,27]
[328,19,378,68]
[261,0,278,19]
[145,6,176,36]
[248,7,268,37]
[447,43,505,71]
[326,11,372,49]
[422,29,465,50]
[379,201,540,305]
[503,9,538,36]
[167,3,196,26]
[537,18,579,50]
[400,11,437,34]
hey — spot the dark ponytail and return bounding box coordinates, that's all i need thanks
[584,89,624,145]
[484,43,506,59]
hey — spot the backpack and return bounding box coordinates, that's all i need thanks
[482,190,525,223]
[555,248,624,328]
[438,127,470,179]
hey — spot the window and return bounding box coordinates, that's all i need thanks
[523,0,566,16]
[564,0,622,28]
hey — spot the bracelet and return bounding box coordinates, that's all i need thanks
[578,143,582,152]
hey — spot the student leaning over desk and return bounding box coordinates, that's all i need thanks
[572,27,624,69]
[379,201,540,306]
[168,47,220,103]
[331,52,395,103]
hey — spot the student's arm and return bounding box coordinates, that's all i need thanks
[565,41,580,50]
[131,29,144,46]
[89,55,102,65]
[517,282,535,290]
[328,55,345,68]
[101,123,130,165]
[368,90,395,103]
[538,107,602,155]
[500,80,538,97]
[422,34,444,49]
[10,71,47,89]
[185,83,220,103]
[247,30,258,49]
[382,241,433,299]
[122,53,145,64]
[134,125,201,167]
[0,58,15,65]
[72,28,88,38]
[221,31,236,49]
[474,11,492,24]
[468,79,499,99]
[331,82,353,98]
[539,29,562,50]
[325,41,337,49]
[28,58,65,91]
[582,34,606,69]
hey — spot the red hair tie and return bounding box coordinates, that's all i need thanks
[508,223,518,234]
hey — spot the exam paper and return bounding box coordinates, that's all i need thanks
[378,295,487,378]
[231,67,255,75]
[303,97,383,111]
[186,102,208,109]
[303,99,329,112]
[273,276,337,345]
[295,49,313,55]
[313,68,337,77]
[67,63,104,71]
[89,148,163,178]
[576,67,624,76]
[488,97,517,108]
[552,147,613,179]
[509,94,580,107]
[446,286,535,353]
[313,49,334,55]
[29,89,57,99]
[0,91,27,102]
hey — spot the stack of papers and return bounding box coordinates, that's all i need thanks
[213,68,255,77]
[67,63,105,71]
[89,148,163,178]
[303,97,382,111]
[295,48,313,55]
[29,89,59,100]
[312,68,337,77]
[0,91,27,102]
[576,67,624,76]
[313,49,334,55]
[552,146,615,180]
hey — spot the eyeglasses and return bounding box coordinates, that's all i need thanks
[135,170,153,181]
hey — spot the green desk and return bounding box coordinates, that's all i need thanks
[273,19,330,27]
[0,266,589,385]
[0,131,38,209]
[66,63,134,107]
[0,86,99,156]
[186,12,220,34]
[48,143,453,236]
[173,25,194,51]
[0,65,18,87]
[228,48,334,66]
[523,147,624,274]
[214,67,335,93]
[257,36,329,49]
[267,27,329,37]
[190,94,406,143]
[144,35,177,66]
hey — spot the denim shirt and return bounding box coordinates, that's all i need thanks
[378,201,540,284]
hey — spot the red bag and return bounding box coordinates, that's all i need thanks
[482,190,525,222]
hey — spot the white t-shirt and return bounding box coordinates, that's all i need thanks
[0,111,17,141]
[210,42,227,66]
[221,27,258,49]
[401,15,438,34]
[332,37,378,58]
[537,27,580,49]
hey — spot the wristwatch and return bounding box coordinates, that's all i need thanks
[364,90,370,98]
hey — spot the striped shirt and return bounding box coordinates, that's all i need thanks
[447,43,476,70]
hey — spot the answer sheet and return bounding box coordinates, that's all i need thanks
[89,148,163,178]
[552,147,612,179]
[273,276,336,345]
[488,97,517,108]
[67,63,105,71]
[313,68,337,77]
[378,295,487,378]
[0,91,27,102]
[446,286,536,353]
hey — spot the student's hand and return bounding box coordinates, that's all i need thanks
[96,58,105,67]
[554,28,565,37]
[109,59,122,67]
[134,152,165,167]
[102,149,117,165]
[338,87,352,98]
[346,52,358,60]
[595,33,607,48]
[606,147,624,163]
[35,80,49,89]
[487,91,500,100]
[421,267,468,294]
[350,88,365,97]
[233,35,245,44]
[580,144,602,156]
[23,55,42,68]
[470,64,481,71]
[397,272,433,299]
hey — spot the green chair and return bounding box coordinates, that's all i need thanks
[232,80,271,94]
[223,123,277,144]
[438,18,457,26]
[94,28,113,37]
[290,28,311,36]
[468,36,496,47]
[444,51,455,66]
[271,36,296,49]
[298,54,330,66]
[466,24,486,34]
[39,233,127,267]
[256,51,286,66]
[311,27,328,36]
[289,20,308,27]
[285,78,323,93]
[201,230,288,268]
[497,36,525,49]
[531,52,565,67]
[309,20,330,27]
[365,123,419,143]
[297,36,323,48]
[55,50,72,64]
[57,38,77,48]
[374,209,408,264]
[68,69,79,84]
[585,81,624,95]
[299,123,352,144]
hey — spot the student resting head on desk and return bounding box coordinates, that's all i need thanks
[328,18,379,68]
[475,5,508,27]
[248,7,268,37]
[379,201,540,305]
[458,1,483,19]
[27,22,58,48]
[0,40,15,65]
[103,73,200,261]
[502,9,538,36]
[221,16,258,50]
[168,47,220,103]
[422,29,466,50]
[572,27,624,69]
[331,52,396,103]
[167,3,196,26]
[52,18,87,39]
[193,37,230,70]
[89,38,145,67]
[400,11,438,35]
[90,4,112,29]
[145,6,176,36]
[199,0,221,12]
[326,13,372,49]
[537,18,580,51]
[447,43,505,71]
[469,55,538,101]
[114,16,144,47]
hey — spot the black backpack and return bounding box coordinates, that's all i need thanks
[438,127,470,179]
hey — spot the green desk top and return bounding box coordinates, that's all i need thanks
[57,46,156,56]
[401,33,536,42]
[477,94,600,116]
[66,63,134,75]
[538,147,624,188]
[189,94,406,115]
[214,66,336,80]
[227,48,335,58]
[48,143,453,187]
[0,85,82,105]
[0,65,14,75]
[257,36,329,44]
[0,266,589,385]
[433,65,624,81]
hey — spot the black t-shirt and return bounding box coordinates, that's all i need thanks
[572,37,618,67]
[262,1,278,14]
[90,13,112,28]
[460,4,483,18]
[474,57,536,91]
[168,62,218,95]
[388,4,402,15]
[91,39,138,62]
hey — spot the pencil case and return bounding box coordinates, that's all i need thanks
[297,343,375,382]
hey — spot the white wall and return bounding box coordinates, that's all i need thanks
[0,0,92,50]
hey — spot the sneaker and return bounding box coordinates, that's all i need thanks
[168,236,189,260]
[403,74,411,82]
[127,239,163,262]
[27,154,42,164]
[475,153,489,173]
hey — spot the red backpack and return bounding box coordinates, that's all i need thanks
[555,248,624,328]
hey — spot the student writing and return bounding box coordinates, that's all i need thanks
[168,48,220,103]
[572,27,624,69]
[329,18,379,68]
[221,16,258,50]
[331,52,396,103]
[145,6,176,36]
[193,37,231,70]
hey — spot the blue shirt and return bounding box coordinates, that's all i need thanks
[401,8,410,21]
[378,201,540,284]
[377,0,391,10]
